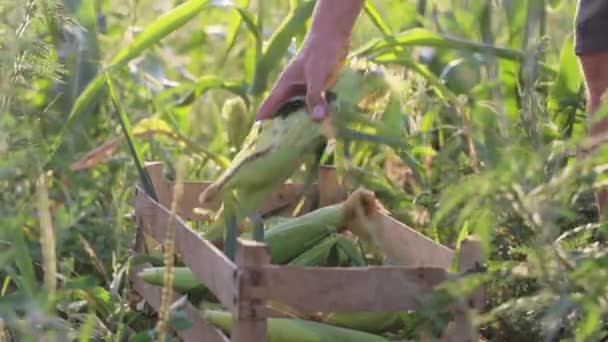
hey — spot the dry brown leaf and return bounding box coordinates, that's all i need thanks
[70,129,183,172]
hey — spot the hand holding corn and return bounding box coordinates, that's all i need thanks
[199,62,392,252]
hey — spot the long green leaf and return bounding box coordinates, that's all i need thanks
[351,27,525,61]
[219,0,252,67]
[105,73,158,200]
[250,0,316,95]
[364,1,391,36]
[46,0,211,165]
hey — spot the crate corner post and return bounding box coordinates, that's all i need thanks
[232,238,270,342]
[443,235,486,341]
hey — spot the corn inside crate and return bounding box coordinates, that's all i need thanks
[130,161,487,342]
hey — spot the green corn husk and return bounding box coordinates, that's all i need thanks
[264,188,384,264]
[288,234,340,267]
[335,235,367,267]
[321,312,402,334]
[264,204,343,264]
[199,63,392,246]
[202,309,388,342]
[200,103,325,245]
[138,266,202,292]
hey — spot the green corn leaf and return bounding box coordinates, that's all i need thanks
[105,73,157,200]
[250,0,316,95]
[550,34,583,137]
[157,75,247,108]
[364,1,392,36]
[13,228,36,295]
[351,27,525,62]
[218,0,252,66]
[235,6,261,44]
[46,0,212,165]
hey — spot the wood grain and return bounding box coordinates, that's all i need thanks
[130,263,230,342]
[259,265,448,313]
[134,186,237,310]
[145,161,319,220]
[372,212,455,268]
[232,239,270,342]
[318,166,346,207]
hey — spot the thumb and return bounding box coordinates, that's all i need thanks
[256,85,291,121]
[306,79,329,122]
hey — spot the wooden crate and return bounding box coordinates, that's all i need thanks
[130,161,486,342]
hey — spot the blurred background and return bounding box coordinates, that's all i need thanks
[4,0,607,341]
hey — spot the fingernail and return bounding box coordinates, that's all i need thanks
[311,105,326,121]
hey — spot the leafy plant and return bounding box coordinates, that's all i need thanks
[3,0,608,341]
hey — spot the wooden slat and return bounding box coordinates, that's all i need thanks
[144,162,318,220]
[259,266,448,313]
[130,264,229,342]
[145,162,221,219]
[459,236,486,310]
[232,240,270,342]
[134,187,237,310]
[318,166,346,206]
[441,236,486,341]
[372,212,455,268]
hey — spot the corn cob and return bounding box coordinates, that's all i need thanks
[200,105,325,245]
[202,309,388,342]
[264,204,343,264]
[288,234,340,267]
[335,235,366,266]
[138,266,202,292]
[321,312,402,334]
[199,63,392,246]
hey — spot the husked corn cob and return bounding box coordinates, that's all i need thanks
[138,266,202,292]
[202,309,388,342]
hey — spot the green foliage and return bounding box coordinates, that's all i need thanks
[3,0,608,340]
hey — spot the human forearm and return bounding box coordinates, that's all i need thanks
[307,0,365,42]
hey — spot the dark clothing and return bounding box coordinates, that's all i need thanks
[575,0,608,55]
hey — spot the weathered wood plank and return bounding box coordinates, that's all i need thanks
[318,166,346,207]
[441,236,487,341]
[232,240,270,342]
[259,266,448,313]
[372,212,455,268]
[134,187,237,310]
[130,264,229,342]
[145,161,318,220]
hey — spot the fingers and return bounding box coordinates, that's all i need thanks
[306,78,329,122]
[256,63,306,121]
[256,83,306,120]
[305,57,339,122]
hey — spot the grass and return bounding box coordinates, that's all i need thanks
[2,0,608,341]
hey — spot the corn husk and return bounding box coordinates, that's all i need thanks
[202,309,388,342]
[320,312,402,334]
[199,63,392,245]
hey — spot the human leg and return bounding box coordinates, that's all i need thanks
[575,0,608,214]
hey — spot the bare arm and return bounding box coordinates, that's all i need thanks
[256,0,365,121]
[309,0,365,42]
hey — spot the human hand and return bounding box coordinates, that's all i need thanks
[255,0,364,122]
